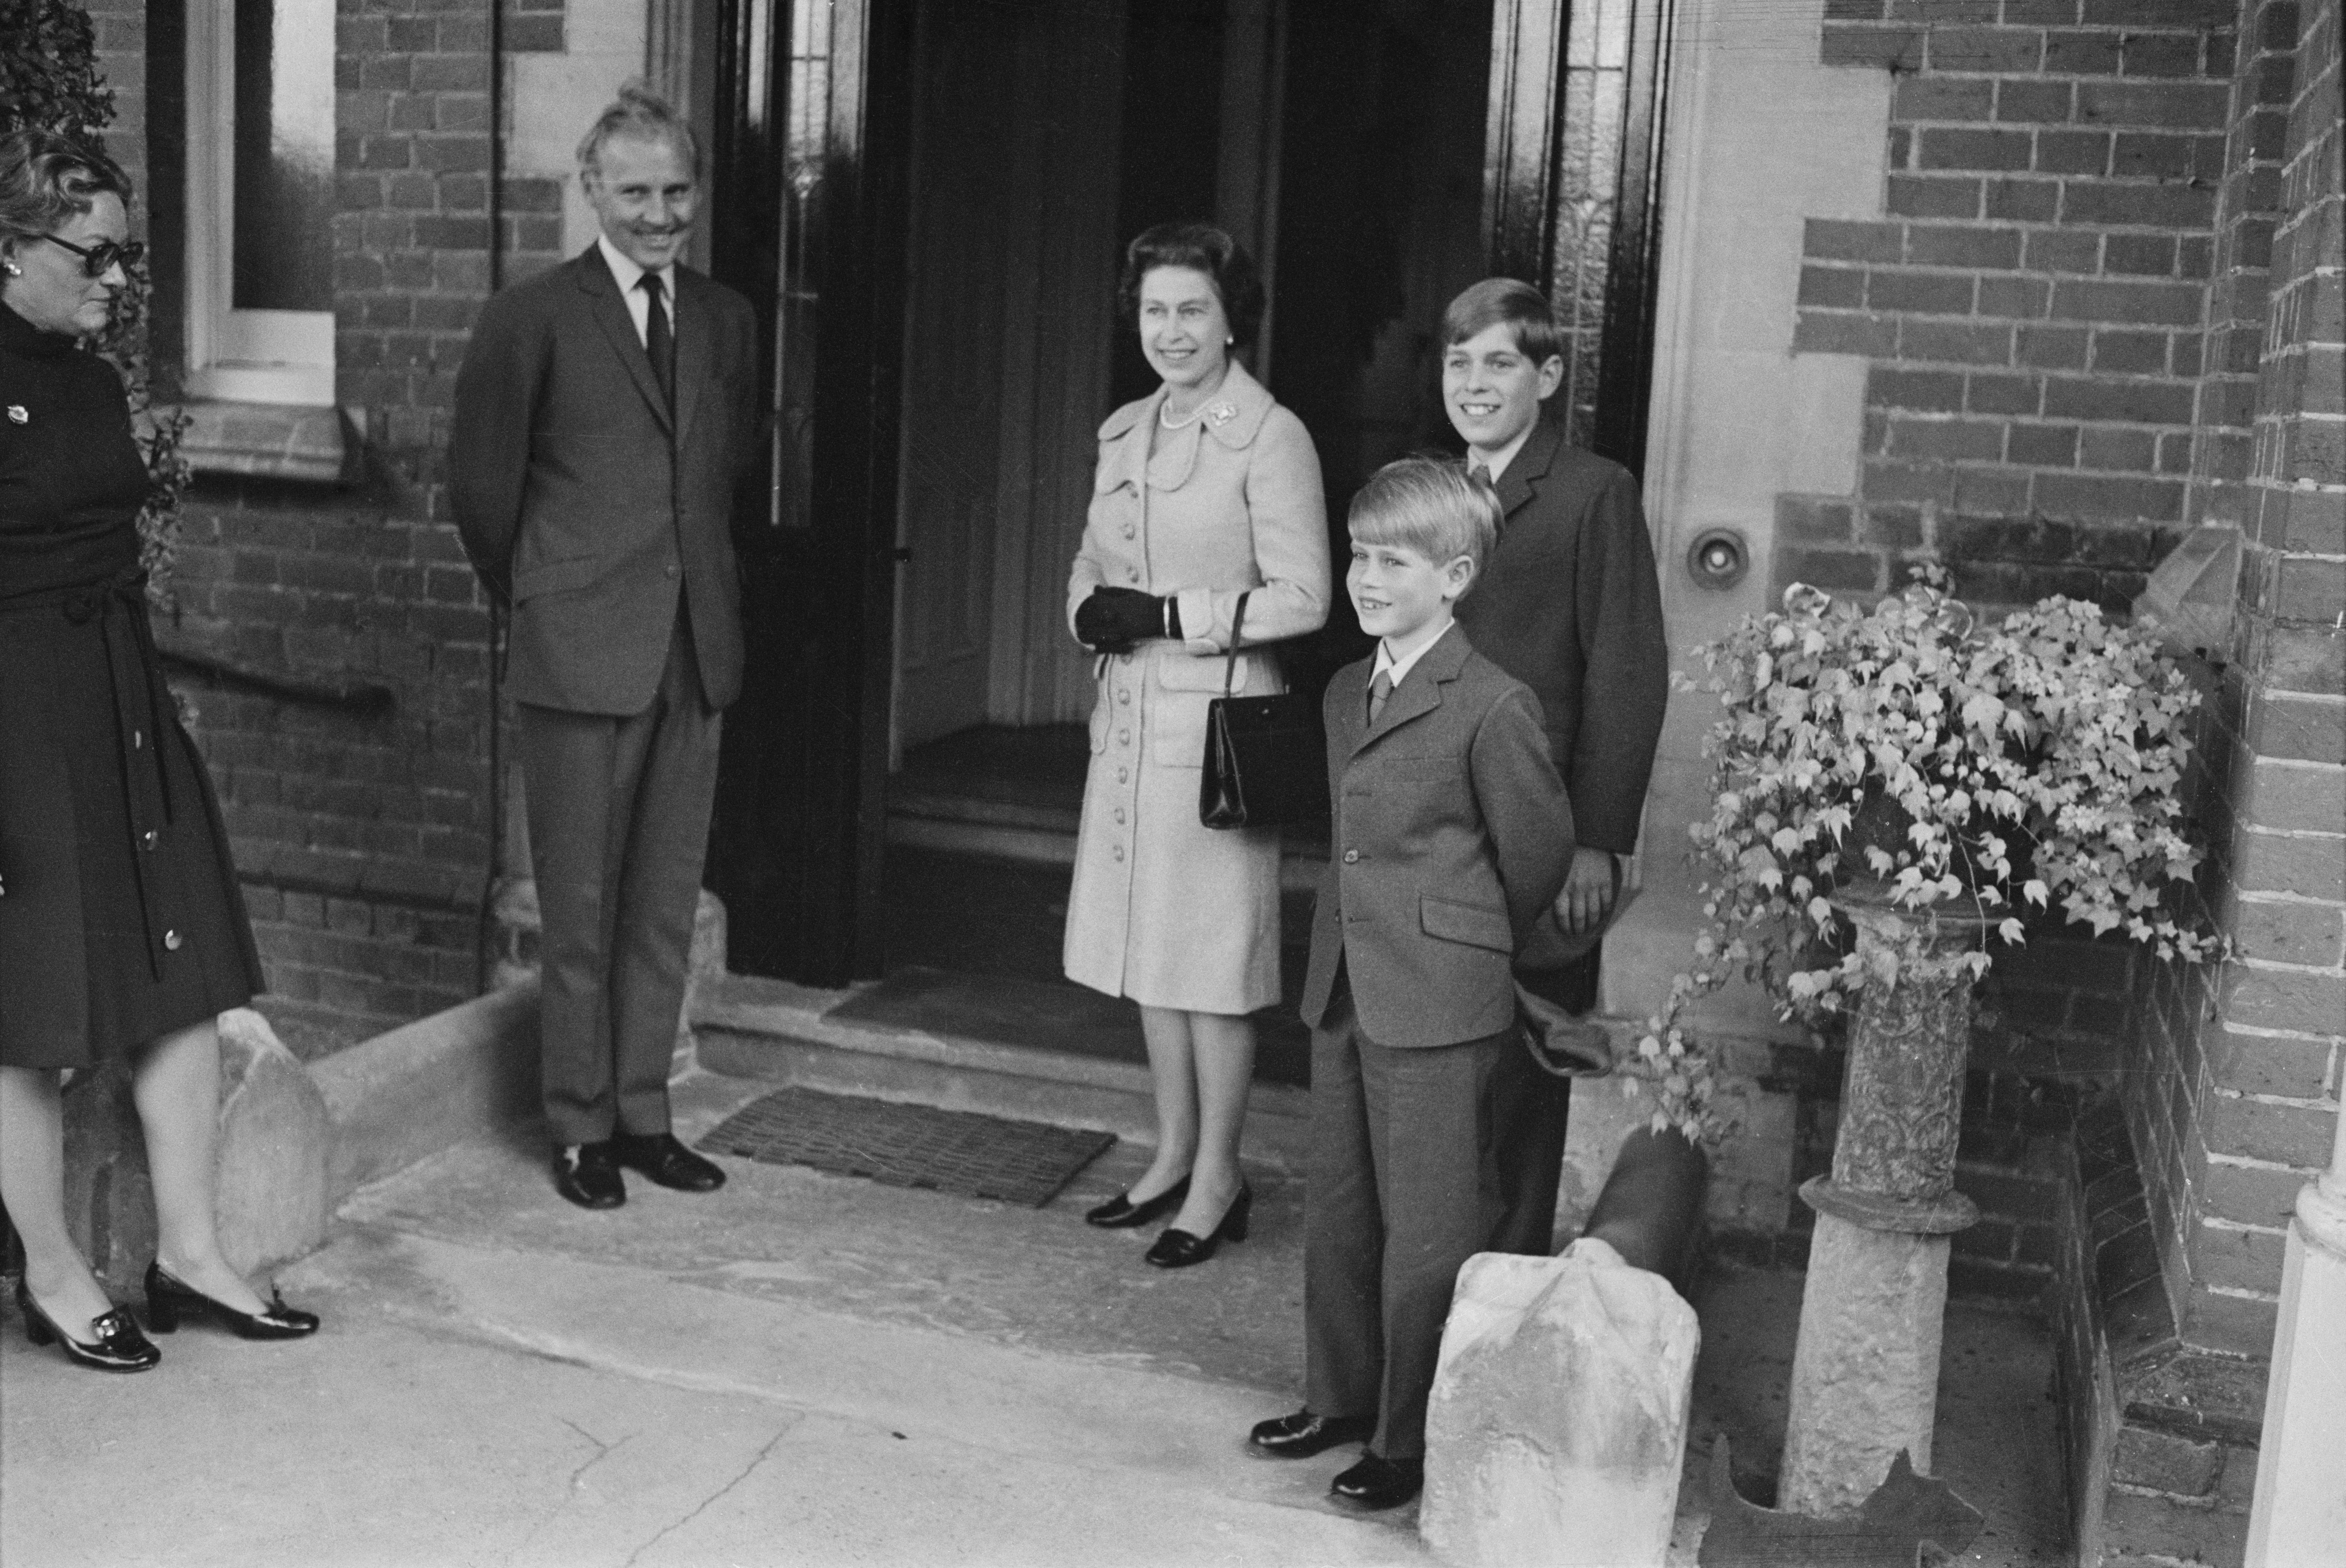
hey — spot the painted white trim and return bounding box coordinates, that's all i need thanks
[184,0,335,407]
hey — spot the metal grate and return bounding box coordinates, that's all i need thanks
[696,1087,1115,1208]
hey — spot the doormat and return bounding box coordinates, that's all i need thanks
[695,1086,1115,1208]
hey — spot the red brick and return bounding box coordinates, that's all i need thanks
[2025,229,2103,272]
[2197,1220,2288,1294]
[1795,312,1898,355]
[2214,1024,2338,1097]
[1868,366,1968,409]
[2009,422,2082,464]
[2114,1425,2224,1496]
[1968,370,2042,413]
[2219,966,2346,1044]
[2241,759,2346,836]
[2018,323,2092,366]
[1776,497,1857,544]
[1997,77,2075,122]
[2064,177,2218,228]
[1900,319,2016,363]
[2042,29,2122,74]
[1869,269,1976,312]
[1801,265,1866,307]
[2043,375,2197,422]
[1779,547,1887,592]
[2079,426,2161,470]
[1822,24,1926,68]
[2033,471,2186,518]
[2203,1158,2318,1227]
[1928,26,2046,72]
[1896,76,1996,120]
[1891,416,2007,459]
[1918,126,2037,171]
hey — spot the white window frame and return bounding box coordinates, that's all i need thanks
[184,0,335,406]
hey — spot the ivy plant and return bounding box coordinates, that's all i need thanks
[2,0,193,604]
[1629,568,2222,1143]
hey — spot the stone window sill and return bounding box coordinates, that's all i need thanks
[172,400,352,484]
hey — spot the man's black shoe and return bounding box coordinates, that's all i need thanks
[609,1131,727,1192]
[1329,1452,1423,1510]
[554,1143,625,1209]
[1247,1409,1374,1459]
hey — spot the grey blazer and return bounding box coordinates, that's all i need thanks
[450,247,760,715]
[1300,627,1577,1049]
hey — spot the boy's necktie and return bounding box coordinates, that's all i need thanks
[639,273,675,413]
[1369,670,1393,725]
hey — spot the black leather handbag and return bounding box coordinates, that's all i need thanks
[1198,592,1326,829]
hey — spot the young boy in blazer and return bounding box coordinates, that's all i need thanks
[1247,458,1575,1510]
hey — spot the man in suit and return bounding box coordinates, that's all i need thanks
[451,85,759,1209]
[1247,459,1575,1511]
[1442,278,1671,1255]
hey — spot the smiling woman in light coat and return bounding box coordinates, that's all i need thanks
[1064,223,1329,1269]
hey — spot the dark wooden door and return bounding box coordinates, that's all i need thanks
[704,0,913,985]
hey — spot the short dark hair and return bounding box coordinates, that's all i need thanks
[1441,277,1564,367]
[1349,457,1502,574]
[1117,223,1265,350]
[0,129,133,250]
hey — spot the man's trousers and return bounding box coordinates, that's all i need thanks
[514,617,721,1148]
[1304,982,1506,1462]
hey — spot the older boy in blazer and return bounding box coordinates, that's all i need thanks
[1443,279,1670,1255]
[1247,459,1574,1510]
[451,87,759,1209]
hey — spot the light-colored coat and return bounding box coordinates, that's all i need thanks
[1060,360,1329,1013]
[1300,626,1576,1048]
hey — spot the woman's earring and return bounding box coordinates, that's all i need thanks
[1,261,19,276]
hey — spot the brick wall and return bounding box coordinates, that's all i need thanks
[1782,0,2241,614]
[156,0,566,1056]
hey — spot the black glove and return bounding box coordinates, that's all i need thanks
[1076,587,1179,652]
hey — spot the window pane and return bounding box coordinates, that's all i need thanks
[231,0,333,311]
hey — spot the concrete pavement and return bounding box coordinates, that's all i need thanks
[1,1062,2066,1567]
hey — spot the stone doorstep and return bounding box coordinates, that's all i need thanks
[689,969,1319,1172]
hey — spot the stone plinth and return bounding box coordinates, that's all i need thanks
[1421,1238,1700,1567]
[1779,888,1986,1518]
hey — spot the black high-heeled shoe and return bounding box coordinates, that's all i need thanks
[1085,1174,1191,1228]
[144,1262,320,1340]
[1144,1183,1252,1268]
[15,1280,161,1372]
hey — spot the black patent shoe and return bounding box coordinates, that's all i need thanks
[16,1281,161,1372]
[608,1131,727,1193]
[1085,1174,1190,1228]
[1247,1408,1374,1459]
[144,1263,320,1340]
[1143,1184,1252,1268]
[554,1142,626,1209]
[1330,1452,1423,1510]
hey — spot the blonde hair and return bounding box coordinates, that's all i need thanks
[1347,457,1501,571]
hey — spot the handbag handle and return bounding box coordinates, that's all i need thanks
[1221,591,1251,699]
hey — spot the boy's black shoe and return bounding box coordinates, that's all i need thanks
[1248,1409,1373,1458]
[1330,1453,1423,1510]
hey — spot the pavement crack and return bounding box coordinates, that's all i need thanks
[559,1418,629,1491]
[619,1424,792,1567]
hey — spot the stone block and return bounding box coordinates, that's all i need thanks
[59,1010,330,1294]
[212,1010,332,1276]
[1421,1239,1701,1567]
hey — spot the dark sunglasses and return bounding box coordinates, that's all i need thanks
[38,233,146,279]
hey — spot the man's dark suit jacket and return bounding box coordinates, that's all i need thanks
[1453,415,1668,857]
[1299,628,1576,1049]
[450,247,759,715]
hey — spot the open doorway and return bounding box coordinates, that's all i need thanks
[875,0,1498,1072]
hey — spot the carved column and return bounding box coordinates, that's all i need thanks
[1777,887,1988,1516]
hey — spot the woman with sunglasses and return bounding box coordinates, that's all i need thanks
[1,128,318,1370]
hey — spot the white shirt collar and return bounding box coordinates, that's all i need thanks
[1372,618,1456,693]
[1472,421,1538,485]
[596,234,675,297]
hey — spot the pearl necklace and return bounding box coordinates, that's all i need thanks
[1159,397,1211,430]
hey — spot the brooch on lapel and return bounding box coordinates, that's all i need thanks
[5,405,26,424]
[1206,401,1236,427]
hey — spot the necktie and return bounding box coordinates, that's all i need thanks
[1369,669,1394,725]
[639,272,674,413]
[1469,461,1491,485]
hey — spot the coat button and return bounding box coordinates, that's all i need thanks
[131,729,143,750]
[1126,568,1141,583]
[665,563,680,578]
[1342,849,1360,864]
[1118,689,1131,704]
[141,830,158,849]
[163,929,183,951]
[1112,845,1125,862]
[1117,767,1129,783]
[1123,525,1137,539]
[1114,808,1126,824]
[1118,728,1131,746]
